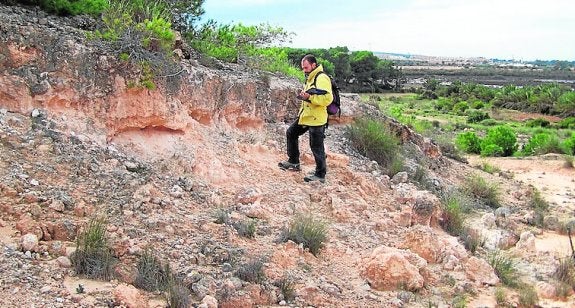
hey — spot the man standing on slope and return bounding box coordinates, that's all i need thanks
[278,54,333,183]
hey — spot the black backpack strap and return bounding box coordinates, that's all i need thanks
[311,71,325,88]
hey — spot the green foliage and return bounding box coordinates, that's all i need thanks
[282,214,328,256]
[71,217,117,280]
[557,117,575,129]
[494,287,507,306]
[452,101,469,115]
[134,249,170,291]
[455,131,481,154]
[480,125,517,156]
[40,0,108,15]
[235,259,266,283]
[525,118,550,128]
[463,174,500,208]
[561,133,575,155]
[521,132,562,156]
[479,162,501,174]
[488,251,519,287]
[466,109,490,123]
[346,118,402,175]
[440,192,465,236]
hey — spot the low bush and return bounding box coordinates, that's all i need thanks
[455,131,481,154]
[561,133,575,155]
[466,109,490,123]
[282,214,328,256]
[521,132,562,155]
[480,125,517,157]
[525,118,551,128]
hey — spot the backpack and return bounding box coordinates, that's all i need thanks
[312,72,341,116]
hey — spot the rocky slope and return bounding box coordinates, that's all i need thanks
[1,4,575,308]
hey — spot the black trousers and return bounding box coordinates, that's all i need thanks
[286,120,326,178]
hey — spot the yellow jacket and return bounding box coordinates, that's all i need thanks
[298,65,333,126]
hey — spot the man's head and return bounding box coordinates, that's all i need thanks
[301,54,318,74]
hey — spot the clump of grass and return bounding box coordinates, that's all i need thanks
[553,257,575,288]
[345,117,402,176]
[71,217,117,280]
[517,284,539,307]
[235,258,266,283]
[166,279,191,308]
[528,188,549,227]
[479,162,501,174]
[134,249,170,291]
[233,219,257,238]
[494,287,507,306]
[488,251,519,287]
[463,173,500,208]
[460,228,484,254]
[281,214,328,256]
[440,192,465,236]
[274,275,296,302]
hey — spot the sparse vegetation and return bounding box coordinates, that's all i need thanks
[282,213,328,256]
[235,258,266,283]
[553,257,575,289]
[517,284,539,307]
[346,117,402,175]
[233,219,257,238]
[463,173,500,208]
[70,217,117,280]
[274,275,296,302]
[134,249,170,291]
[488,251,519,287]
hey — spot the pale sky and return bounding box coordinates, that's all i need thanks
[203,0,575,61]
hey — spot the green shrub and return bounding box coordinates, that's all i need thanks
[463,174,500,208]
[561,133,575,155]
[452,101,469,115]
[480,143,504,157]
[479,162,501,174]
[134,250,170,292]
[488,251,519,287]
[525,118,551,128]
[71,217,117,280]
[480,125,517,156]
[455,131,481,154]
[466,109,489,123]
[346,118,402,174]
[282,214,328,256]
[564,155,574,168]
[480,118,499,126]
[40,0,109,15]
[557,117,575,129]
[521,132,562,155]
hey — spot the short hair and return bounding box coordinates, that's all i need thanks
[302,54,317,65]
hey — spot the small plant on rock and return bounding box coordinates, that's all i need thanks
[282,213,328,256]
[233,219,257,238]
[488,251,519,287]
[463,173,500,208]
[274,275,296,302]
[71,217,117,280]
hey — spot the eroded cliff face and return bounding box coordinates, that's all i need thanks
[0,4,299,140]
